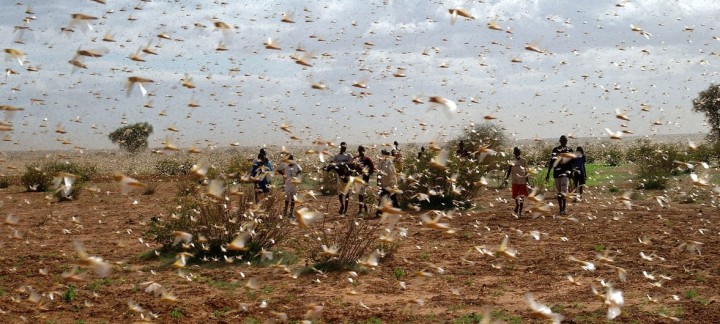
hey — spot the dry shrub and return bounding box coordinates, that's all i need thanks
[295,217,394,272]
[146,181,294,260]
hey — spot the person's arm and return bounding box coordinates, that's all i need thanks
[504,164,512,184]
[545,150,554,181]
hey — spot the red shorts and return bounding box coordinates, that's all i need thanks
[512,183,528,199]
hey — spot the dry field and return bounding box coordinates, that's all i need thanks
[0,152,719,324]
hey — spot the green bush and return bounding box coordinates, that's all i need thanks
[318,170,337,196]
[399,123,508,210]
[631,139,682,190]
[686,142,718,164]
[155,158,193,176]
[108,122,153,153]
[523,141,553,166]
[20,161,96,200]
[0,178,8,189]
[225,154,253,177]
[42,161,97,182]
[21,164,50,191]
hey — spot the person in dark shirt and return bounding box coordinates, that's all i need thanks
[351,145,375,216]
[251,153,273,202]
[545,135,573,215]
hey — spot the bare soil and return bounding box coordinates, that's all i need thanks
[1,176,719,323]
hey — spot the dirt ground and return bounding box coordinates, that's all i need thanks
[1,174,719,323]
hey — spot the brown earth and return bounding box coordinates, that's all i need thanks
[0,175,719,323]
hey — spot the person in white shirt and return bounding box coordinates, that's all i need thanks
[504,147,529,217]
[376,149,398,216]
[280,155,302,218]
[330,142,353,215]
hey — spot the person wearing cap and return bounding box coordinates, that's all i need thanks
[331,142,353,215]
[376,149,399,216]
[545,135,573,215]
[280,154,302,218]
[504,147,529,217]
[351,145,375,216]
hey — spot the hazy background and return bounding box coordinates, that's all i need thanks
[1,0,718,151]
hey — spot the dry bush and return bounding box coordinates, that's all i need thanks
[146,181,294,260]
[294,217,394,272]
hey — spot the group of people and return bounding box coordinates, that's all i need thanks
[504,135,587,217]
[251,136,586,219]
[251,141,403,218]
[325,141,403,216]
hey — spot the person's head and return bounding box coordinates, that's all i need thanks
[381,149,390,156]
[459,140,464,148]
[575,146,584,155]
[340,141,347,153]
[257,153,264,160]
[559,135,568,146]
[287,154,294,163]
[513,147,521,157]
[393,141,399,147]
[358,145,366,156]
[259,148,267,158]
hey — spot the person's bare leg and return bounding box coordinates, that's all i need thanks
[358,195,365,215]
[338,194,345,215]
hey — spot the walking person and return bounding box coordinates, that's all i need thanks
[351,145,375,216]
[545,135,574,215]
[330,142,353,215]
[280,155,302,217]
[376,149,399,216]
[392,141,403,173]
[251,152,273,203]
[571,146,587,202]
[504,147,529,217]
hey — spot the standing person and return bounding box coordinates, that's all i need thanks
[392,141,403,173]
[251,153,273,202]
[545,135,573,215]
[456,140,469,158]
[504,147,529,217]
[330,142,353,215]
[281,155,302,217]
[351,145,375,216]
[571,146,587,202]
[376,149,398,216]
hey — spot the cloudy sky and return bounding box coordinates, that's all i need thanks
[1,0,719,151]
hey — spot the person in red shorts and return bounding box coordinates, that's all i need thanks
[504,147,529,217]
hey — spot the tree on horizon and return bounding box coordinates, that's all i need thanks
[108,122,153,153]
[692,84,720,142]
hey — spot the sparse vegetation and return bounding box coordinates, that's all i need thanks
[155,158,193,176]
[146,182,293,260]
[297,217,390,272]
[63,285,76,303]
[399,123,508,209]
